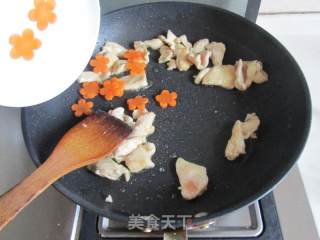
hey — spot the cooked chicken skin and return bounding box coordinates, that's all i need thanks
[176,157,209,200]
[225,113,260,160]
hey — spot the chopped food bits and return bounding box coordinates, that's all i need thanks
[9,29,41,60]
[127,96,149,111]
[28,0,57,30]
[80,81,100,99]
[225,113,260,160]
[71,99,94,117]
[89,54,109,74]
[99,77,124,101]
[176,157,209,200]
[155,90,178,108]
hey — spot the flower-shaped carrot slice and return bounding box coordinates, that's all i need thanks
[90,54,109,74]
[155,90,178,108]
[9,29,41,60]
[126,61,146,75]
[124,49,145,62]
[100,77,124,101]
[71,99,94,117]
[28,0,57,30]
[127,96,149,111]
[80,81,100,99]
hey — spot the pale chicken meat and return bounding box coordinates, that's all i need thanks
[90,108,157,179]
[88,157,131,182]
[194,68,210,84]
[159,45,174,63]
[158,29,177,49]
[167,59,177,70]
[175,34,192,49]
[176,48,192,71]
[101,42,127,57]
[122,73,148,91]
[144,38,164,50]
[225,113,260,160]
[188,50,211,70]
[206,42,226,66]
[78,71,102,83]
[124,143,156,173]
[201,65,236,89]
[192,39,209,54]
[235,59,268,91]
[111,60,128,75]
[176,158,209,200]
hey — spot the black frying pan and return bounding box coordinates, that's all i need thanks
[21,2,311,227]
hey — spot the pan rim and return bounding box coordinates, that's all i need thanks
[21,1,312,228]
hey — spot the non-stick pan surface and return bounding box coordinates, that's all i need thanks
[21,2,311,226]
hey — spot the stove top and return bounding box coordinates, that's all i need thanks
[74,194,283,240]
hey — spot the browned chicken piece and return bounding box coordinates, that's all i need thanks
[225,113,260,160]
[188,50,211,70]
[201,65,236,89]
[206,42,226,66]
[176,157,209,200]
[159,45,174,63]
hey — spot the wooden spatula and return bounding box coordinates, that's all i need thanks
[0,112,132,231]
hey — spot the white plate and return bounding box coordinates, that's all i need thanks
[0,0,100,107]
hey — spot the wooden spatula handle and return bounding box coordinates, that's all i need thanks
[0,159,62,231]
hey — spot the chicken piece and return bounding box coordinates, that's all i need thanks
[131,110,156,138]
[234,59,252,91]
[189,50,211,70]
[167,59,177,70]
[225,113,260,160]
[176,157,209,200]
[122,73,148,91]
[194,68,211,84]
[144,39,164,50]
[175,35,192,49]
[158,29,178,49]
[176,48,192,71]
[202,65,235,89]
[124,143,156,173]
[110,108,155,162]
[108,107,135,127]
[111,60,128,75]
[244,60,268,84]
[225,121,246,161]
[192,39,209,54]
[206,42,226,66]
[159,45,174,63]
[78,71,102,83]
[234,59,268,90]
[88,157,131,181]
[101,42,127,57]
[242,113,260,139]
[133,42,150,64]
